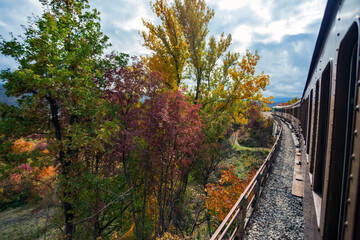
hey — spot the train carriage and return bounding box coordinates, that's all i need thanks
[274,0,360,239]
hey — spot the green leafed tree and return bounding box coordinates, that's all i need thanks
[0,0,111,239]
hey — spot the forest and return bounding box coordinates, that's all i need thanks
[0,0,274,239]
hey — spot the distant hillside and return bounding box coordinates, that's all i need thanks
[268,97,293,108]
[0,84,17,106]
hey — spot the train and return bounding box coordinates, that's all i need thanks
[273,0,360,239]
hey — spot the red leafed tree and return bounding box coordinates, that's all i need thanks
[103,58,163,239]
[103,58,203,238]
[142,90,203,236]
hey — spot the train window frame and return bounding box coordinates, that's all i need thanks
[310,81,320,174]
[313,62,332,194]
[306,89,313,155]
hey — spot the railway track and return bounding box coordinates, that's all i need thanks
[244,120,304,240]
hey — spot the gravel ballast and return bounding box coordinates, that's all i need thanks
[244,121,304,240]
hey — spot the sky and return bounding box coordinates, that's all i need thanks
[0,0,328,99]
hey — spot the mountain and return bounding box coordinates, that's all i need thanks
[0,84,17,106]
[268,97,294,108]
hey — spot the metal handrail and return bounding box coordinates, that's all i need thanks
[210,117,283,240]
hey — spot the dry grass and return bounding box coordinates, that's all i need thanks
[0,205,58,240]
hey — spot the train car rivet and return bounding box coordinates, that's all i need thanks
[356,105,360,111]
[349,174,353,179]
[351,154,356,160]
[347,198,351,203]
[354,130,358,136]
[344,221,348,226]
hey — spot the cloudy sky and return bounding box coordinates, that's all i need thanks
[0,0,327,98]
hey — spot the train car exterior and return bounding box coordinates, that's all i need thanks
[274,0,360,239]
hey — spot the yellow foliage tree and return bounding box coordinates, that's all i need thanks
[141,0,231,100]
[141,0,188,89]
[202,50,273,125]
[142,0,273,124]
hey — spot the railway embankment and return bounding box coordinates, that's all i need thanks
[244,121,304,239]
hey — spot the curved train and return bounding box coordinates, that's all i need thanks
[273,0,360,239]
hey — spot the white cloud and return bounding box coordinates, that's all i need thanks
[216,0,248,10]
[233,25,253,53]
[292,41,305,54]
[0,20,7,28]
[219,0,326,47]
[105,3,152,32]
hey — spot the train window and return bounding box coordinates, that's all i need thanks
[310,81,320,174]
[303,97,309,142]
[313,63,331,193]
[306,90,313,155]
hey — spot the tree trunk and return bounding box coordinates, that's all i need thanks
[48,97,75,240]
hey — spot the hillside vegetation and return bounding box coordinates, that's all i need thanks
[0,0,273,239]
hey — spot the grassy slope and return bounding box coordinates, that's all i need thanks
[228,129,273,179]
[0,205,57,240]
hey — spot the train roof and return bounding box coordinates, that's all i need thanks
[303,0,340,98]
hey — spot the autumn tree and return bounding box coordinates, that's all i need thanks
[142,0,272,117]
[142,1,273,236]
[142,90,203,236]
[141,0,231,100]
[142,0,188,89]
[0,0,111,238]
[206,166,256,223]
[103,59,203,239]
[103,58,163,239]
[202,50,272,125]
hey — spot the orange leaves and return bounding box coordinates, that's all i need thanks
[11,138,49,155]
[11,139,36,153]
[1,138,57,202]
[205,166,256,221]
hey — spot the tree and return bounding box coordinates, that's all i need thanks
[103,59,204,239]
[142,90,203,236]
[141,0,232,101]
[104,58,163,239]
[141,0,188,89]
[206,166,256,223]
[142,0,272,117]
[202,50,272,125]
[142,2,273,236]
[0,0,110,238]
